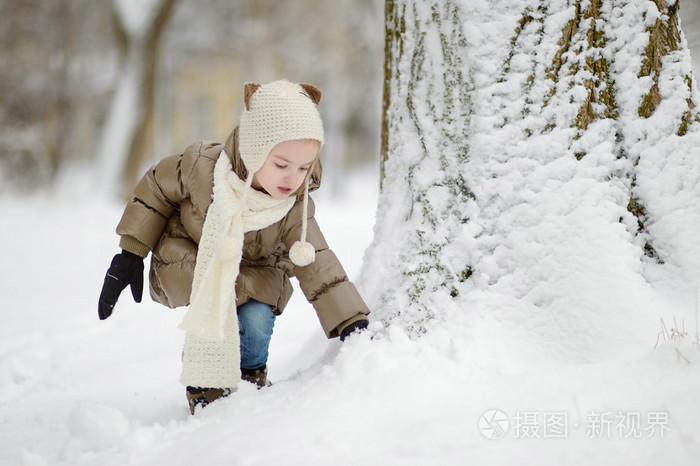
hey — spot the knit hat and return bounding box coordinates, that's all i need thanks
[238,79,324,266]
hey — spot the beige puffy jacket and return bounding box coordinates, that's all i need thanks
[115,128,369,338]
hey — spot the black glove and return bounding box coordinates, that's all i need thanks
[340,318,369,341]
[98,250,144,320]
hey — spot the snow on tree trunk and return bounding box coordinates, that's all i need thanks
[362,0,700,354]
[371,0,476,335]
[96,0,176,196]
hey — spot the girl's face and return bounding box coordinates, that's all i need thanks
[252,139,320,199]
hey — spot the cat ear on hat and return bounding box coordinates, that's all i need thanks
[244,82,261,111]
[300,84,322,105]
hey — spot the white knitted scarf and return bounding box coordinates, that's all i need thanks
[178,150,295,341]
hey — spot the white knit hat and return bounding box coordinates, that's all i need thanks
[238,79,325,266]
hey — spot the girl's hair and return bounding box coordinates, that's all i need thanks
[297,156,322,200]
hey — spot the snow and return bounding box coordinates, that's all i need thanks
[2,165,699,465]
[113,0,165,38]
[3,0,700,464]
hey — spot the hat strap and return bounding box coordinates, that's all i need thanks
[288,160,317,267]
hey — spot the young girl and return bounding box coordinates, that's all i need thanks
[97,80,370,414]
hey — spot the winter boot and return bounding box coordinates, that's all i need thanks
[186,386,232,415]
[240,365,271,389]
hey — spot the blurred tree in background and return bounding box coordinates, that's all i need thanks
[0,0,114,190]
[0,0,383,195]
[97,0,177,195]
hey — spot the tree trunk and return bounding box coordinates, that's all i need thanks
[362,0,700,337]
[96,0,177,196]
[373,0,476,334]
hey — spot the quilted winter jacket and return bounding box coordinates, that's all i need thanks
[115,128,369,338]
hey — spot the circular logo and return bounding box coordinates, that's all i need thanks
[479,409,510,440]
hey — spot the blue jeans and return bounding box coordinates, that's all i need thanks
[237,299,276,370]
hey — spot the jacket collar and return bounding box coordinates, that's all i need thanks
[224,127,246,181]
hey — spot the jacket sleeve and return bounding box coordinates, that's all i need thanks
[115,146,199,255]
[284,198,370,338]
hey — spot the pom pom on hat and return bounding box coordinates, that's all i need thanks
[289,240,315,267]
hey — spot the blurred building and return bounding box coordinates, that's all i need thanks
[154,58,246,159]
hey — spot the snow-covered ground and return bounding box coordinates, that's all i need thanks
[1,164,699,466]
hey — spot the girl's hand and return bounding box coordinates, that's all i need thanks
[340,319,369,341]
[98,250,144,320]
